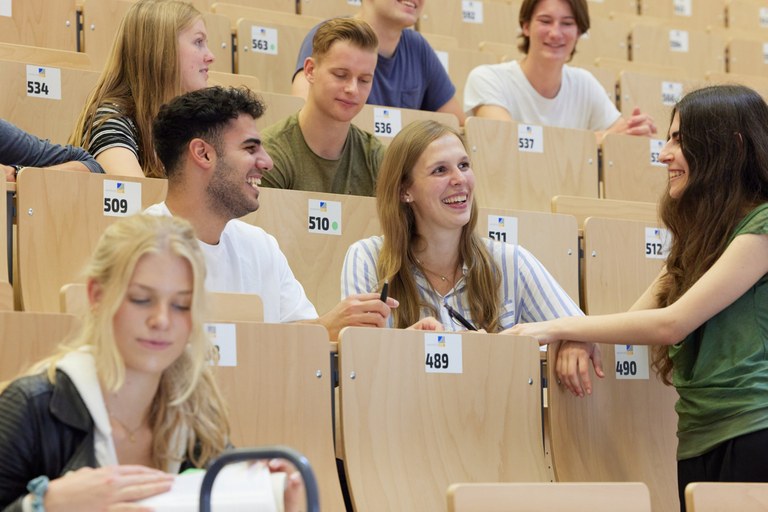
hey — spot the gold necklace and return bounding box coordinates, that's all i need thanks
[415,258,460,283]
[108,411,144,443]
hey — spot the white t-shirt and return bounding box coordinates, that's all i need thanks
[144,203,318,323]
[463,60,620,131]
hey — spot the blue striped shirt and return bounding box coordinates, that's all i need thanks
[341,236,582,331]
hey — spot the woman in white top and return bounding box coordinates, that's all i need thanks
[464,0,656,139]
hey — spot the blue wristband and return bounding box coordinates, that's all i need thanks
[26,475,49,512]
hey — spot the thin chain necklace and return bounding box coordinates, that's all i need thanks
[108,410,145,443]
[415,258,460,284]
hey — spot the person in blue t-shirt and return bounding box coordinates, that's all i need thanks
[291,0,465,125]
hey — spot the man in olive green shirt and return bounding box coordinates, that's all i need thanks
[262,17,384,196]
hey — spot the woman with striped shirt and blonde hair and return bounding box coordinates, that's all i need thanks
[69,0,214,178]
[342,120,603,387]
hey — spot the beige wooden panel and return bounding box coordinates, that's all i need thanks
[0,61,100,144]
[618,70,706,132]
[464,117,599,212]
[80,0,133,70]
[254,91,304,128]
[478,40,522,61]
[448,482,652,512]
[728,37,768,76]
[419,0,520,50]
[0,311,79,380]
[203,0,296,13]
[547,217,678,512]
[352,104,461,145]
[569,15,630,67]
[236,19,309,93]
[16,169,168,312]
[209,69,261,90]
[587,0,640,17]
[601,133,669,202]
[213,3,320,30]
[0,283,11,312]
[0,0,78,51]
[726,0,768,35]
[631,23,726,77]
[61,284,264,322]
[552,195,658,228]
[578,65,618,102]
[686,482,768,512]
[0,178,7,285]
[240,188,379,316]
[215,321,344,511]
[0,42,92,70]
[433,47,500,104]
[640,0,726,28]
[339,328,548,512]
[202,12,235,74]
[592,55,682,77]
[298,0,358,18]
[478,207,580,305]
[707,71,768,99]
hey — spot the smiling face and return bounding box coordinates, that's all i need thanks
[306,40,377,123]
[206,114,273,219]
[366,0,423,29]
[522,0,579,64]
[178,17,214,93]
[660,112,690,199]
[109,250,193,381]
[401,133,475,234]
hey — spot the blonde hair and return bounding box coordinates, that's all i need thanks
[375,121,502,331]
[69,0,201,179]
[38,215,227,468]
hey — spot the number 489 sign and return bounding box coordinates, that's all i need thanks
[424,333,463,374]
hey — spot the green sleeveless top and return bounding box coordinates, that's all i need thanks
[670,203,768,459]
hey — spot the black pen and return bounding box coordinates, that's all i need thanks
[379,281,389,302]
[444,302,478,331]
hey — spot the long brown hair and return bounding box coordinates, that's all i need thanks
[652,85,768,384]
[375,121,502,331]
[69,0,201,178]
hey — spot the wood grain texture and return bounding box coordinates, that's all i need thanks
[339,328,549,512]
[16,169,168,312]
[0,61,99,145]
[552,195,658,228]
[601,132,672,203]
[465,117,599,212]
[686,482,768,512]
[547,217,679,512]
[0,0,78,51]
[213,321,345,512]
[448,482,652,512]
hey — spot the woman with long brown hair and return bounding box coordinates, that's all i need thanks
[69,0,214,178]
[508,84,768,510]
[342,120,601,382]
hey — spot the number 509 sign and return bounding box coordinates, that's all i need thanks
[103,180,141,217]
